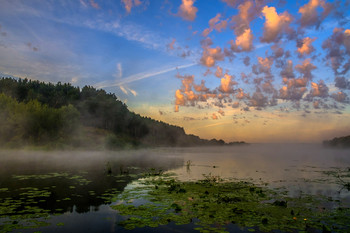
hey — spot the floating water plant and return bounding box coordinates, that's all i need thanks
[322,167,350,191]
[143,168,164,177]
[0,172,96,233]
[112,175,350,233]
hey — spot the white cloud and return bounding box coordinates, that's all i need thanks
[83,20,163,51]
[2,2,166,52]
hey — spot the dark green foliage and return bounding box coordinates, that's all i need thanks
[0,78,80,108]
[105,134,138,149]
[0,94,79,147]
[0,77,242,148]
[323,135,350,148]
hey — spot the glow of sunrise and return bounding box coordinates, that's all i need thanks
[0,0,349,143]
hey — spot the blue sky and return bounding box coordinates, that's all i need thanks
[0,0,350,142]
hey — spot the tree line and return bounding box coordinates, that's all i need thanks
[323,135,350,148]
[0,77,243,149]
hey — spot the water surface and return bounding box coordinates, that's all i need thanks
[1,144,349,232]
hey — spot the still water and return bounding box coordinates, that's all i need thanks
[0,144,349,233]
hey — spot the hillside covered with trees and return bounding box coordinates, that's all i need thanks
[323,135,350,148]
[0,77,245,149]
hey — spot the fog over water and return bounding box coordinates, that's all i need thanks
[1,144,350,197]
[168,144,350,198]
[0,149,183,176]
[1,144,350,233]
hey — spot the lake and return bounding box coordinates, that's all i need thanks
[1,144,350,233]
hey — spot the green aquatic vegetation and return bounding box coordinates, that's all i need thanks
[12,172,92,186]
[0,202,51,233]
[12,173,70,180]
[202,173,223,183]
[19,187,51,199]
[0,185,55,233]
[322,167,350,191]
[0,217,50,233]
[112,176,350,233]
[143,168,164,177]
[68,175,92,185]
[98,188,123,203]
[0,172,85,233]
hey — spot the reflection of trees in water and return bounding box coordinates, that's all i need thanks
[0,152,184,215]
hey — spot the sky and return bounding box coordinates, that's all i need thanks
[0,0,350,143]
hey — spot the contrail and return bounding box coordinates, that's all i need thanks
[95,63,197,89]
[191,121,231,130]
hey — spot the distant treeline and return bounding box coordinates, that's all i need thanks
[323,135,350,148]
[0,77,245,149]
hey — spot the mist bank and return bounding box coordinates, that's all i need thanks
[0,77,246,150]
[323,135,350,148]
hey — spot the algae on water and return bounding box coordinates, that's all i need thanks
[112,175,350,233]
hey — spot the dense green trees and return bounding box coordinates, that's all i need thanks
[323,135,350,148]
[0,77,238,149]
[0,93,79,147]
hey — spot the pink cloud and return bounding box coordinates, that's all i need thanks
[331,91,348,103]
[322,28,350,75]
[215,66,223,78]
[200,46,225,67]
[280,60,295,79]
[229,1,260,52]
[230,28,253,52]
[298,0,333,28]
[121,0,145,14]
[221,0,246,8]
[90,0,100,9]
[279,85,307,101]
[167,38,176,50]
[310,80,328,97]
[193,80,209,92]
[178,0,198,21]
[219,73,236,93]
[202,14,228,37]
[232,101,240,108]
[260,6,293,43]
[295,59,317,81]
[297,37,316,57]
[218,109,225,116]
[236,88,249,100]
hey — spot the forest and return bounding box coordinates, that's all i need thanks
[0,77,244,149]
[323,135,350,148]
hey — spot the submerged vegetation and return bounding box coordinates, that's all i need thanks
[0,172,89,232]
[323,167,350,191]
[0,171,129,233]
[113,174,350,233]
[0,77,245,149]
